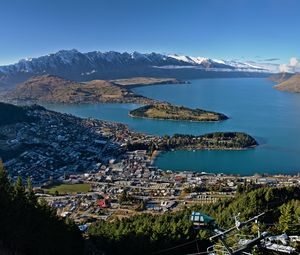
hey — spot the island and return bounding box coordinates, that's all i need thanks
[129,103,228,122]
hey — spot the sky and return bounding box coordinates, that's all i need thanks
[1,0,300,66]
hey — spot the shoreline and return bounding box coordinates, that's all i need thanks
[149,145,257,166]
[112,78,188,89]
[150,150,161,163]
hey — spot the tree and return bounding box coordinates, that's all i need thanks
[27,176,36,204]
[236,184,244,194]
[279,203,297,234]
[14,176,26,198]
[279,201,297,233]
[0,169,84,255]
[0,159,10,193]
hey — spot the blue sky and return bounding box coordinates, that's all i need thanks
[1,0,300,65]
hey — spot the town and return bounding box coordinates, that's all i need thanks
[1,105,299,228]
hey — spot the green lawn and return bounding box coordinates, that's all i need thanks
[45,183,91,195]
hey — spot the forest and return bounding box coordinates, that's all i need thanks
[87,185,300,255]
[0,160,84,255]
[127,132,258,153]
[0,158,299,255]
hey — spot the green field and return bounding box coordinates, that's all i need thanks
[45,183,91,195]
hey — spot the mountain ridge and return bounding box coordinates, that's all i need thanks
[0,49,274,87]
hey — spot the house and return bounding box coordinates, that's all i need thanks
[97,199,108,208]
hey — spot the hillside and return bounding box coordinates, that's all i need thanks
[129,103,228,122]
[87,186,300,255]
[268,72,294,83]
[274,73,300,93]
[5,75,155,104]
[0,162,84,255]
[0,102,36,126]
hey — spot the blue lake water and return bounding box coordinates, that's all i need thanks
[46,78,300,175]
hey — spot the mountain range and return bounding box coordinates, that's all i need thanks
[0,49,277,88]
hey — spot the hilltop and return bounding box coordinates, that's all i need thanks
[274,73,300,93]
[4,75,155,104]
[129,103,228,122]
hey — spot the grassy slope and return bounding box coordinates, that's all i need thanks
[44,183,91,195]
[274,73,300,93]
[6,75,154,104]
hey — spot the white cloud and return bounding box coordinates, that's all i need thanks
[278,57,300,73]
[289,57,298,67]
[279,64,289,73]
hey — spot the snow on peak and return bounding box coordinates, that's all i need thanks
[168,54,213,65]
[0,50,279,77]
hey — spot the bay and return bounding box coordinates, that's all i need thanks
[46,78,300,175]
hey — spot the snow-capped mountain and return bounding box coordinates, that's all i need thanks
[0,49,275,87]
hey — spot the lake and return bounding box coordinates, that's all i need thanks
[46,78,300,175]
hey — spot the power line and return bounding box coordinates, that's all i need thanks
[185,251,209,255]
[152,239,198,254]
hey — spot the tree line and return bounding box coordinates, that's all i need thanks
[0,160,84,255]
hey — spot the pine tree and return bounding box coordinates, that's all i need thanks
[14,176,26,198]
[279,203,297,233]
[27,176,36,204]
[0,159,10,193]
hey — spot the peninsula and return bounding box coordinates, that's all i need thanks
[273,73,300,93]
[129,103,228,122]
[4,75,156,104]
[111,77,185,88]
[0,102,257,184]
[127,132,258,152]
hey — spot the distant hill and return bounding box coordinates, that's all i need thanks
[268,72,294,83]
[0,49,273,87]
[274,73,300,93]
[5,75,154,104]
